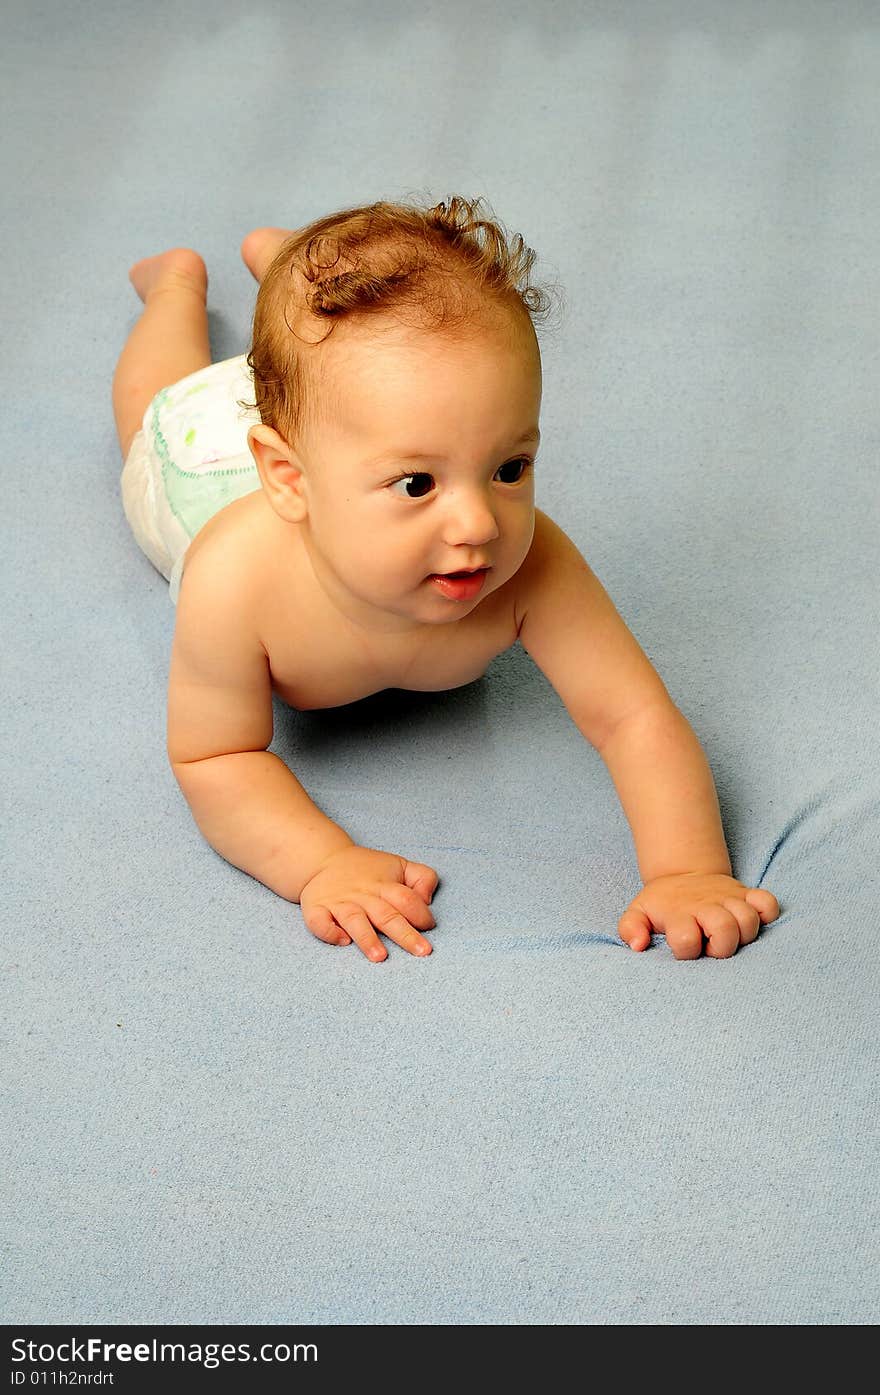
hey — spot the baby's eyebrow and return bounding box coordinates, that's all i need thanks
[365,427,540,469]
[366,451,442,468]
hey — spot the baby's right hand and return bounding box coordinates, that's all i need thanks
[299,845,439,961]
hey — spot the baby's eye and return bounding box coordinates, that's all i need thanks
[387,460,529,499]
[495,457,531,484]
[388,472,435,499]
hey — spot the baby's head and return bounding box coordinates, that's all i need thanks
[245,195,562,631]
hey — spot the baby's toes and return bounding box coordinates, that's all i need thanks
[240,227,296,282]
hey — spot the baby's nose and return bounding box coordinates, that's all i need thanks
[442,491,500,546]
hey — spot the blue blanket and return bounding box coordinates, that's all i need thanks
[3,0,877,1324]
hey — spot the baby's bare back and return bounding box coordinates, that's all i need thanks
[180,489,522,711]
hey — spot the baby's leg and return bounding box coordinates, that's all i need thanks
[112,248,211,460]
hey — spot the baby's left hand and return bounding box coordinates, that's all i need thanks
[618,873,781,959]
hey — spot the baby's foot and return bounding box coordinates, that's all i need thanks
[240,227,298,282]
[128,247,208,304]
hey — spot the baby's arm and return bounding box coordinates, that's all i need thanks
[166,551,437,960]
[515,510,780,958]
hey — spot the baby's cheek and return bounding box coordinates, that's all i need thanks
[512,526,536,573]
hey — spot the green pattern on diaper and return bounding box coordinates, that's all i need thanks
[149,363,261,540]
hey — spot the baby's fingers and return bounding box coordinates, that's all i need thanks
[364,896,433,959]
[618,907,652,952]
[721,897,761,947]
[402,859,440,905]
[381,882,437,935]
[696,903,743,959]
[331,905,389,963]
[663,913,704,960]
[302,905,352,949]
[744,887,781,923]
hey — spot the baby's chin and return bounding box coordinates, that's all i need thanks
[365,579,486,623]
[418,573,498,615]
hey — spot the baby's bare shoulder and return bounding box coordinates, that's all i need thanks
[177,493,341,704]
[177,492,275,627]
[529,506,584,563]
[513,506,589,629]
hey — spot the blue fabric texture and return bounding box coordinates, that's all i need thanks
[3,0,878,1325]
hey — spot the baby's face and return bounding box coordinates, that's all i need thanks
[296,316,542,630]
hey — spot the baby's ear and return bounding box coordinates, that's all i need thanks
[248,425,308,523]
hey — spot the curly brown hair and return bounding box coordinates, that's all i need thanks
[242,193,563,451]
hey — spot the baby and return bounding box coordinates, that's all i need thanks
[113,195,780,963]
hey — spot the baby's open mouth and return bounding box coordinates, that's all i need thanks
[427,567,491,599]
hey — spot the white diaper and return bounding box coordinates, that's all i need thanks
[120,354,262,603]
